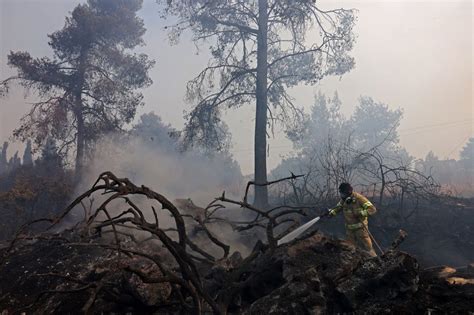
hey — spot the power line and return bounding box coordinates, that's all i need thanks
[398,118,472,133]
[399,121,472,137]
[230,119,473,153]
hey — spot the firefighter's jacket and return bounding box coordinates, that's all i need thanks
[330,192,376,230]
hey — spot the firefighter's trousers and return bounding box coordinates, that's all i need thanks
[346,226,377,257]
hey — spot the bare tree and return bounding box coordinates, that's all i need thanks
[355,147,440,211]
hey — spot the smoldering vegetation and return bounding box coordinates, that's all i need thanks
[0,0,473,314]
[0,169,473,314]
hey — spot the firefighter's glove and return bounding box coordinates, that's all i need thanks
[328,208,337,217]
[359,209,369,218]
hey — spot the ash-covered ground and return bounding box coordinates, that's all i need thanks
[0,173,473,314]
[0,231,473,314]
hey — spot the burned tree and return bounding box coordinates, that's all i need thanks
[159,0,356,207]
[0,171,312,313]
[3,171,473,314]
[355,146,440,209]
[1,0,154,174]
[272,94,409,205]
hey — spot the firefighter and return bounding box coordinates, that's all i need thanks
[328,183,377,257]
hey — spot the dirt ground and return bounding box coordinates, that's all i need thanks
[1,231,473,314]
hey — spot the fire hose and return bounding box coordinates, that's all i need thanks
[277,208,384,256]
[359,219,384,255]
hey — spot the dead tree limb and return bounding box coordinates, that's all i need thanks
[4,171,311,314]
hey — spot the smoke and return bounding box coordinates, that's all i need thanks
[80,135,243,204]
[74,131,256,256]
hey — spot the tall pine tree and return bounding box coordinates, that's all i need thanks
[160,0,355,206]
[3,0,154,175]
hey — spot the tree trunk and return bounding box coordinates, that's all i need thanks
[254,0,268,208]
[74,48,87,177]
[379,167,385,206]
[75,108,85,176]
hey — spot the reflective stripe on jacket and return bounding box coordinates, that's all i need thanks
[330,192,376,229]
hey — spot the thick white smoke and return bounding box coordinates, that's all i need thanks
[80,136,244,205]
[74,131,255,256]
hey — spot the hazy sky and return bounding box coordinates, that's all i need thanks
[1,0,472,175]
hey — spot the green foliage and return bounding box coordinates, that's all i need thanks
[22,140,33,166]
[350,97,403,152]
[287,93,404,156]
[0,142,8,174]
[460,137,474,168]
[287,92,346,149]
[131,112,180,150]
[159,0,356,150]
[0,142,73,240]
[273,92,409,202]
[3,0,154,168]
